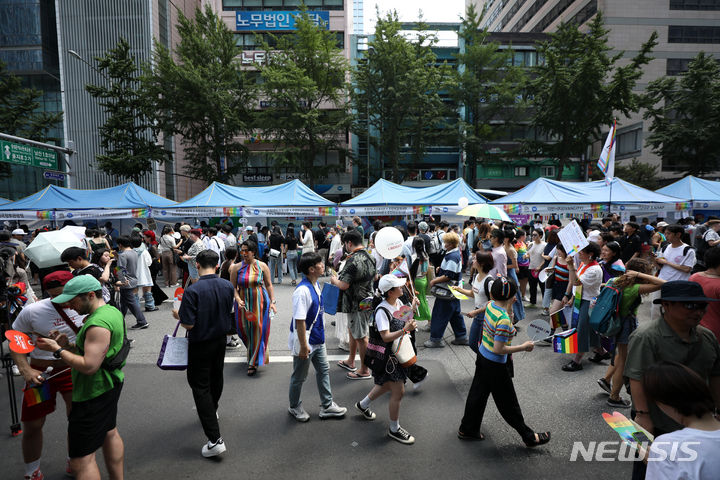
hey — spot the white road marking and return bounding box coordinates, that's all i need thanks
[225,354,357,364]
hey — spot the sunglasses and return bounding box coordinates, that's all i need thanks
[679,302,708,311]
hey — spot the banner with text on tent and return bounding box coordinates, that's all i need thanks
[156,206,339,218]
[501,203,674,215]
[0,208,154,221]
[336,205,470,217]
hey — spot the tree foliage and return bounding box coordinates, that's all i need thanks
[451,4,525,187]
[86,38,166,183]
[144,5,255,183]
[526,12,657,179]
[0,60,63,178]
[256,9,351,185]
[351,11,453,183]
[642,52,720,176]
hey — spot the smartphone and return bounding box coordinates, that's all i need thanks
[632,431,652,445]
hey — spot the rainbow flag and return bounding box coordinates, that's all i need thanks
[413,206,430,214]
[590,204,607,212]
[503,204,520,214]
[223,207,242,216]
[318,207,337,216]
[675,202,691,211]
[597,120,616,184]
[553,328,578,354]
[131,208,150,218]
[35,211,54,220]
[24,382,50,407]
[549,309,566,329]
[572,285,583,326]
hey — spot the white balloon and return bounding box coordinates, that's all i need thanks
[374,227,405,259]
[458,196,469,209]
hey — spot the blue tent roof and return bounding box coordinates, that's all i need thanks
[492,177,684,205]
[0,182,176,211]
[169,180,335,208]
[340,178,486,206]
[656,176,720,202]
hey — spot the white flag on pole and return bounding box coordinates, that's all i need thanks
[597,121,616,185]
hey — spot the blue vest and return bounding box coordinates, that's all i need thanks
[290,278,325,345]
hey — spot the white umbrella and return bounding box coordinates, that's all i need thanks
[25,230,83,268]
[60,225,88,243]
[456,203,513,222]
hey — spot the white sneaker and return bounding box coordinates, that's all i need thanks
[319,401,347,419]
[288,405,310,422]
[201,438,226,457]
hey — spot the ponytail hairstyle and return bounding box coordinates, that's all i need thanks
[490,275,517,302]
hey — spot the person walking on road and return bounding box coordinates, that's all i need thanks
[35,275,127,480]
[175,250,235,457]
[115,235,147,330]
[288,252,347,422]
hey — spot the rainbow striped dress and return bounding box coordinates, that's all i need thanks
[235,260,271,367]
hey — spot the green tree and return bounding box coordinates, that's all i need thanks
[351,11,452,183]
[0,60,63,178]
[526,12,657,179]
[256,9,351,185]
[451,4,525,187]
[642,52,720,176]
[144,5,255,183]
[86,38,166,183]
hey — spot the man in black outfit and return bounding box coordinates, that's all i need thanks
[620,222,642,263]
[174,250,234,458]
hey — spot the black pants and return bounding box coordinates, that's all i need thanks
[187,336,226,443]
[527,273,545,305]
[459,354,534,442]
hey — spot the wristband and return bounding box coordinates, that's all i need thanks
[635,410,650,415]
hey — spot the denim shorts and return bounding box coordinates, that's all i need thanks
[615,315,638,345]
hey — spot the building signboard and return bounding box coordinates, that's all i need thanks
[0,140,58,170]
[235,11,330,31]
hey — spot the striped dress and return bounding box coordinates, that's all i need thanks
[235,260,271,367]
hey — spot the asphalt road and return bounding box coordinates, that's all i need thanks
[1,277,640,479]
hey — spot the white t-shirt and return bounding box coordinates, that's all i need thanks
[12,298,85,361]
[645,427,720,480]
[472,274,493,309]
[301,229,315,253]
[658,243,696,281]
[291,281,323,352]
[375,299,402,332]
[528,241,547,270]
[577,264,603,300]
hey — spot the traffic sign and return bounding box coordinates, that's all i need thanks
[43,170,66,181]
[0,140,58,170]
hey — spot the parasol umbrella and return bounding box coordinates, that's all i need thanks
[457,203,513,222]
[60,225,88,243]
[25,230,83,268]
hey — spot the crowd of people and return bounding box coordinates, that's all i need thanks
[3,210,720,479]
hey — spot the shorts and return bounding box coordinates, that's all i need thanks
[517,265,530,279]
[68,382,123,458]
[615,315,638,345]
[21,366,73,422]
[551,280,569,302]
[348,310,370,340]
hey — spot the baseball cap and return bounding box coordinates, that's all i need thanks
[378,274,407,293]
[11,228,24,235]
[42,270,74,290]
[652,280,720,304]
[656,221,669,228]
[245,226,254,231]
[51,275,102,304]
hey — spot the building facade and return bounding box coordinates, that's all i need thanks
[468,0,720,179]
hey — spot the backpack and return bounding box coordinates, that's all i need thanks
[428,231,441,254]
[589,280,624,337]
[695,229,713,265]
[429,231,446,266]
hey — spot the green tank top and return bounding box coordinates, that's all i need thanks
[72,304,125,402]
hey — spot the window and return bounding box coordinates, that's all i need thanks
[666,58,692,75]
[511,0,548,32]
[541,166,555,177]
[514,166,528,177]
[668,25,720,44]
[616,128,642,156]
[499,0,527,30]
[223,0,344,10]
[670,0,720,10]
[531,0,574,33]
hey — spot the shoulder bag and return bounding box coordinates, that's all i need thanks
[157,320,188,370]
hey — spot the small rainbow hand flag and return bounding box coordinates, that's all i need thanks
[549,309,565,329]
[553,328,578,354]
[24,382,51,407]
[359,297,373,311]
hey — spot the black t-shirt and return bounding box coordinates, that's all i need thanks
[269,233,284,250]
[73,263,103,280]
[286,236,298,251]
[620,233,641,263]
[178,274,235,342]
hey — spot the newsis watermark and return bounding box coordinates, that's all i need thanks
[570,441,700,462]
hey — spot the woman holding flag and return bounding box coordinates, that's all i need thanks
[561,242,603,372]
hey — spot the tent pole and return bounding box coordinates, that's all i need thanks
[608,180,613,216]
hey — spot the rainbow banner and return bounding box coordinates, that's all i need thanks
[223,207,242,217]
[412,206,430,214]
[553,328,578,354]
[590,204,607,212]
[24,382,51,407]
[131,208,150,218]
[549,309,565,329]
[317,207,337,216]
[35,211,54,220]
[675,202,691,211]
[503,204,521,214]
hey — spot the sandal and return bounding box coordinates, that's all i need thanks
[247,366,257,376]
[337,360,357,372]
[457,430,484,441]
[524,431,551,448]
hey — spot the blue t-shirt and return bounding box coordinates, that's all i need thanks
[179,274,234,342]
